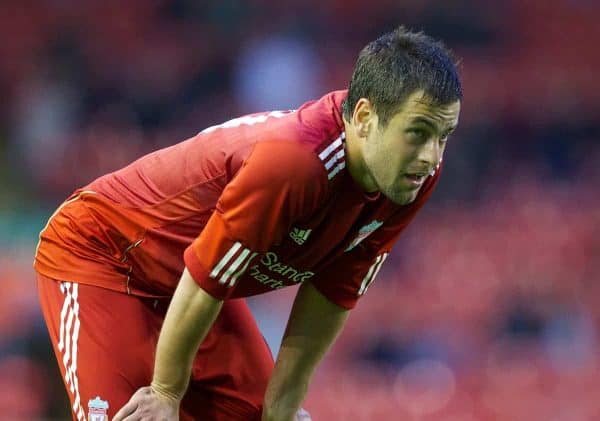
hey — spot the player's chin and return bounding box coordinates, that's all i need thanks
[386,189,419,205]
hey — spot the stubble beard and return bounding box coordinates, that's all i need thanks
[365,155,419,205]
[387,189,418,205]
[378,178,419,205]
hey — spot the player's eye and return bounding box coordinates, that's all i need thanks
[408,128,428,141]
[440,130,454,144]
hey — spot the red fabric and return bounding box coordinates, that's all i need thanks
[36,273,272,421]
[34,90,440,309]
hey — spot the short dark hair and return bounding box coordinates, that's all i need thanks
[342,26,463,126]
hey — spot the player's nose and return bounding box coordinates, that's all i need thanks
[417,138,441,167]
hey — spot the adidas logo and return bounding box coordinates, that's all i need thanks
[289,228,312,245]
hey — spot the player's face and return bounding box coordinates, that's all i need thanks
[361,91,460,205]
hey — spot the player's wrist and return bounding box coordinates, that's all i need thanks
[150,381,183,405]
[263,384,307,421]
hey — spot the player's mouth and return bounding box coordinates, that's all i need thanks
[404,172,428,188]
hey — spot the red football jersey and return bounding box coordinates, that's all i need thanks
[34,91,440,309]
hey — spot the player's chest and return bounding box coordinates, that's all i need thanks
[242,188,394,290]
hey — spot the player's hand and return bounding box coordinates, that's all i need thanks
[296,407,312,420]
[113,386,179,421]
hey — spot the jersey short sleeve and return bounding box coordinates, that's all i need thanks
[184,141,327,300]
[310,170,441,309]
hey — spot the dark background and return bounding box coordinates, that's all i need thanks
[1,0,599,419]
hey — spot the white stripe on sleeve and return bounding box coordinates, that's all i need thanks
[229,252,258,287]
[218,247,250,285]
[328,162,346,180]
[210,242,242,279]
[358,253,389,296]
[363,253,388,294]
[318,136,343,160]
[324,149,345,170]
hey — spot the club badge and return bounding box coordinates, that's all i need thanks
[346,220,384,251]
[88,396,109,421]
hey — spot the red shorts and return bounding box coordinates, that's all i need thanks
[36,273,274,421]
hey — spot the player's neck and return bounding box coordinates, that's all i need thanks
[343,120,378,194]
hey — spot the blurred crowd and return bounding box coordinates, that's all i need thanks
[1,0,599,419]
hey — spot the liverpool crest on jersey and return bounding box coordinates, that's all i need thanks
[346,220,384,251]
[88,396,109,421]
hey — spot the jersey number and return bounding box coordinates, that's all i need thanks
[201,110,294,134]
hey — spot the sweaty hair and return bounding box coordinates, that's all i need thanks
[342,26,463,127]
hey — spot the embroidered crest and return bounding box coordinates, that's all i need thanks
[346,220,384,251]
[88,396,109,421]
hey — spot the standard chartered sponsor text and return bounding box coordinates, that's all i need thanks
[248,252,314,289]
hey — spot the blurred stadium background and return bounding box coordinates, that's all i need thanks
[1,0,599,419]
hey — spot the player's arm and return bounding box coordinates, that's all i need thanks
[262,281,350,421]
[115,141,328,421]
[152,267,223,398]
[263,160,443,420]
[113,268,222,420]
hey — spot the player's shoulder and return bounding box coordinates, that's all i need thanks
[250,130,348,187]
[200,90,348,184]
[249,139,331,184]
[263,90,348,181]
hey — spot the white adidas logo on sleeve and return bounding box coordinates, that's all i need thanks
[289,228,312,245]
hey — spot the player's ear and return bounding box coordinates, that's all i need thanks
[352,98,376,138]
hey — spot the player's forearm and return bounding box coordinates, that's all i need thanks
[151,268,223,402]
[262,282,349,421]
[262,340,312,421]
